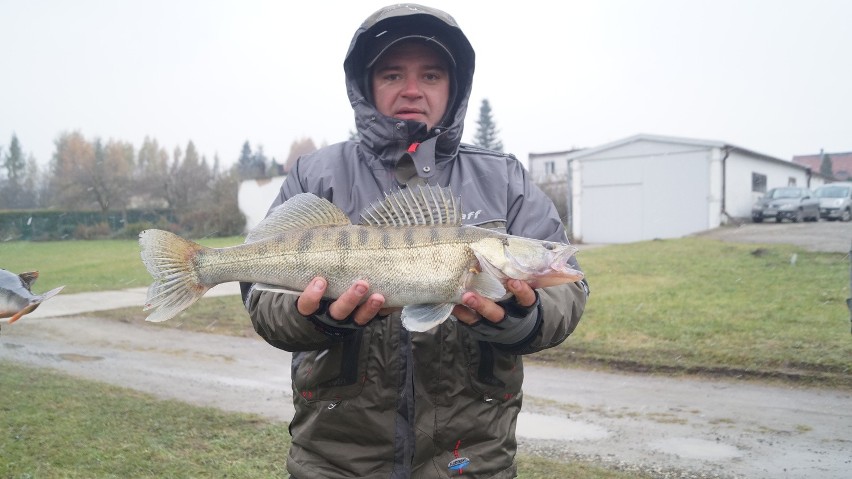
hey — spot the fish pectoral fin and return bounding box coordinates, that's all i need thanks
[254,283,304,295]
[466,265,507,301]
[401,303,455,332]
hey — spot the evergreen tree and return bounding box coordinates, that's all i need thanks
[472,98,503,152]
[820,152,834,179]
[238,141,253,178]
[3,134,26,183]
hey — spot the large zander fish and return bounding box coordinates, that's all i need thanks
[139,185,583,332]
[0,269,64,324]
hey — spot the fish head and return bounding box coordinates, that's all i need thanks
[470,236,584,288]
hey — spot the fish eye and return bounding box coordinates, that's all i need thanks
[543,243,555,250]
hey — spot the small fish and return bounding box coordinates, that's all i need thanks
[139,185,583,332]
[0,269,65,324]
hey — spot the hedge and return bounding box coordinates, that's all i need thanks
[0,209,178,241]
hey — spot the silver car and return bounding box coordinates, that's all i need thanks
[751,186,820,223]
[814,182,852,222]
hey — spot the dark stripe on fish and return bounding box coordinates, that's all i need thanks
[296,230,314,253]
[358,227,370,247]
[337,229,351,250]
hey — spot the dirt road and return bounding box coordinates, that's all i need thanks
[2,222,851,478]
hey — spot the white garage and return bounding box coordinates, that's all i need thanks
[528,134,824,244]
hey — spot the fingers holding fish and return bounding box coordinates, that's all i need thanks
[351,293,386,326]
[296,277,329,316]
[298,277,387,326]
[328,280,385,326]
[454,291,505,325]
[505,279,536,308]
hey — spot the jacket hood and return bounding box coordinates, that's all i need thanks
[344,4,475,160]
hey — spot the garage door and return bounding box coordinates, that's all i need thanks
[582,183,644,243]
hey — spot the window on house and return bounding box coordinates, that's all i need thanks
[752,173,767,193]
[545,161,555,174]
[787,177,796,186]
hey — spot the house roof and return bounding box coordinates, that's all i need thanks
[793,151,852,180]
[560,133,811,172]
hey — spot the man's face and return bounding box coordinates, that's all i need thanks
[370,41,451,130]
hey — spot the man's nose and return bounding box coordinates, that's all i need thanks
[401,76,423,98]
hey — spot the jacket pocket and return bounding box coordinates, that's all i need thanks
[292,329,368,402]
[466,340,524,403]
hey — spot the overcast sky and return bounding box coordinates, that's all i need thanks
[2,0,850,171]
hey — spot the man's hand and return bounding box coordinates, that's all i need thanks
[452,279,536,325]
[297,277,386,326]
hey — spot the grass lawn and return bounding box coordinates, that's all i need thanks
[0,362,649,478]
[0,236,240,294]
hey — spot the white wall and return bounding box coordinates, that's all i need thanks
[237,176,286,232]
[575,139,711,243]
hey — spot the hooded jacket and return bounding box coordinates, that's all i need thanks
[242,5,587,478]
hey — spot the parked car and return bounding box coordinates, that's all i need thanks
[814,182,852,222]
[751,186,820,223]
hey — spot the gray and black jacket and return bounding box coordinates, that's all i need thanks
[242,4,587,478]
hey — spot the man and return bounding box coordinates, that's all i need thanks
[242,4,588,478]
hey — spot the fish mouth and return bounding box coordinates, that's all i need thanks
[549,246,584,280]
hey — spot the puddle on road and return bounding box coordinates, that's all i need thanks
[516,412,608,441]
[651,437,742,460]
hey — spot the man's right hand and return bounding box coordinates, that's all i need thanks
[297,277,387,326]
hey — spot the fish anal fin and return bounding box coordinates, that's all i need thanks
[401,303,455,332]
[246,193,352,243]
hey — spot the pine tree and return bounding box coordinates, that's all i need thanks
[3,134,26,183]
[472,99,503,152]
[820,152,834,179]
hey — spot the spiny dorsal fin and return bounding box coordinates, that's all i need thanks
[18,271,39,291]
[360,185,462,227]
[246,193,352,243]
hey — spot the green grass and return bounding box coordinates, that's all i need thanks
[536,237,852,386]
[0,362,640,478]
[0,361,290,478]
[0,236,241,294]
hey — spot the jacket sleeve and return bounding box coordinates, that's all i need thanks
[495,158,588,354]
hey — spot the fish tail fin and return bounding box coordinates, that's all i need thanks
[139,229,210,322]
[6,286,64,324]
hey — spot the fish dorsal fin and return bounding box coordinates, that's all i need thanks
[360,185,462,227]
[18,271,39,290]
[246,193,352,243]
